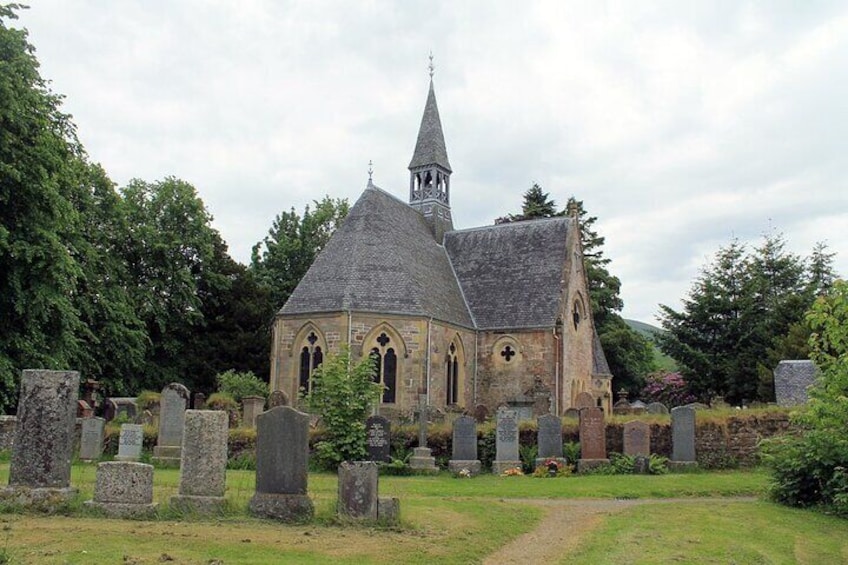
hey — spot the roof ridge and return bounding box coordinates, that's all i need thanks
[447,216,570,235]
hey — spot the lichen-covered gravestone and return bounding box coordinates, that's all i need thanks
[623,420,650,457]
[170,410,229,514]
[574,392,595,410]
[646,402,669,415]
[0,369,80,507]
[577,407,609,473]
[79,417,106,461]
[248,406,314,522]
[365,415,391,463]
[670,405,697,469]
[536,413,564,467]
[337,461,378,519]
[116,424,144,461]
[152,382,190,466]
[493,408,521,474]
[242,396,266,428]
[84,461,157,518]
[448,415,481,475]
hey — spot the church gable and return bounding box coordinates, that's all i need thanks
[444,217,573,330]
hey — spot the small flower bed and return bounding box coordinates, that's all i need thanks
[501,467,524,477]
[532,458,573,478]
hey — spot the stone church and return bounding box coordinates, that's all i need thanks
[269,74,613,420]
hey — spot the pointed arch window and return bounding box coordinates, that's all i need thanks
[446,342,460,405]
[298,331,323,394]
[369,332,397,404]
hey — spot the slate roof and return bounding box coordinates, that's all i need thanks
[443,218,573,330]
[279,184,473,327]
[593,330,612,376]
[408,80,452,172]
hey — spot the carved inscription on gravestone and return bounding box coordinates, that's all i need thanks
[537,414,563,459]
[366,415,391,463]
[496,409,519,462]
[116,424,144,461]
[579,407,606,460]
[451,415,478,461]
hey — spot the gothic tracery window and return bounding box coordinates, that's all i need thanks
[370,332,397,403]
[298,331,323,394]
[446,342,459,405]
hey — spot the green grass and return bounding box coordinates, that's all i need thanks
[566,499,848,564]
[0,463,843,563]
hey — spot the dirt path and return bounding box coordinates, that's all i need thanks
[482,497,758,564]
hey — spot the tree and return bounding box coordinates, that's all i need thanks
[0,5,88,409]
[250,196,349,310]
[762,280,848,516]
[658,234,838,404]
[304,346,382,469]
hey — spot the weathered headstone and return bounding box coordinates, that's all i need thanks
[79,417,106,461]
[268,390,289,408]
[536,414,564,467]
[242,395,265,428]
[248,406,314,522]
[77,400,93,419]
[104,397,138,422]
[493,408,521,474]
[192,392,207,410]
[670,405,697,468]
[646,402,669,415]
[337,461,378,520]
[170,410,229,514]
[563,408,580,419]
[409,395,438,473]
[612,399,632,416]
[84,461,157,518]
[366,415,391,463]
[0,370,79,506]
[448,415,481,475]
[774,360,818,406]
[623,420,650,458]
[116,424,144,461]
[577,407,608,472]
[574,392,595,410]
[152,382,190,466]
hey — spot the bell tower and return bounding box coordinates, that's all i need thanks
[409,55,453,242]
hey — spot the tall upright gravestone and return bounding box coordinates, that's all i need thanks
[365,415,391,463]
[249,406,314,522]
[670,406,697,469]
[171,410,229,514]
[577,407,609,473]
[0,370,80,506]
[623,420,650,457]
[493,408,521,474]
[152,382,190,467]
[536,413,564,466]
[448,415,481,476]
[79,417,106,461]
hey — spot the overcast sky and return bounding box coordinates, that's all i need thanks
[16,1,848,324]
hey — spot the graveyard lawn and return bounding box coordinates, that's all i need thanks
[0,465,845,563]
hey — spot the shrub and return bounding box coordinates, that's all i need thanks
[641,371,696,407]
[207,392,241,427]
[135,390,160,411]
[215,370,268,403]
[304,346,382,470]
[762,280,848,516]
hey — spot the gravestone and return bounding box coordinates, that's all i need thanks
[536,414,564,467]
[84,461,157,518]
[248,406,314,522]
[192,392,207,410]
[670,406,697,468]
[646,402,669,415]
[577,407,608,473]
[473,404,489,423]
[774,360,818,407]
[337,461,378,520]
[116,424,144,461]
[448,415,481,476]
[563,408,580,419]
[493,408,521,474]
[366,415,391,463]
[79,417,106,461]
[0,416,16,451]
[268,390,289,408]
[612,399,632,416]
[152,382,190,466]
[409,395,438,473]
[103,397,138,422]
[0,369,79,507]
[623,420,650,458]
[170,410,229,514]
[77,400,93,419]
[242,396,265,428]
[574,392,595,410]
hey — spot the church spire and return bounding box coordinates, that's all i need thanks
[409,54,453,241]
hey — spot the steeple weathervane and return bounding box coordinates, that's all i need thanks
[428,51,434,78]
[367,160,374,188]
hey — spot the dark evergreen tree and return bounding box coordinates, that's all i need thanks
[521,184,559,219]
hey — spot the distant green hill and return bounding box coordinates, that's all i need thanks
[623,318,677,372]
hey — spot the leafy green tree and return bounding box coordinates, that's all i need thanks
[250,196,349,310]
[304,346,382,470]
[762,280,848,516]
[215,369,268,403]
[0,5,88,409]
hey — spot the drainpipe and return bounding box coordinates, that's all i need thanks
[347,310,352,369]
[426,318,432,404]
[553,325,561,416]
[473,331,478,406]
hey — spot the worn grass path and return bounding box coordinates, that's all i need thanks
[482,496,759,564]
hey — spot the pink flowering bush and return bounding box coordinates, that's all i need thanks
[640,372,696,407]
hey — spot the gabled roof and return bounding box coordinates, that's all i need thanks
[408,80,452,172]
[444,217,573,330]
[279,184,473,328]
[593,330,612,376]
